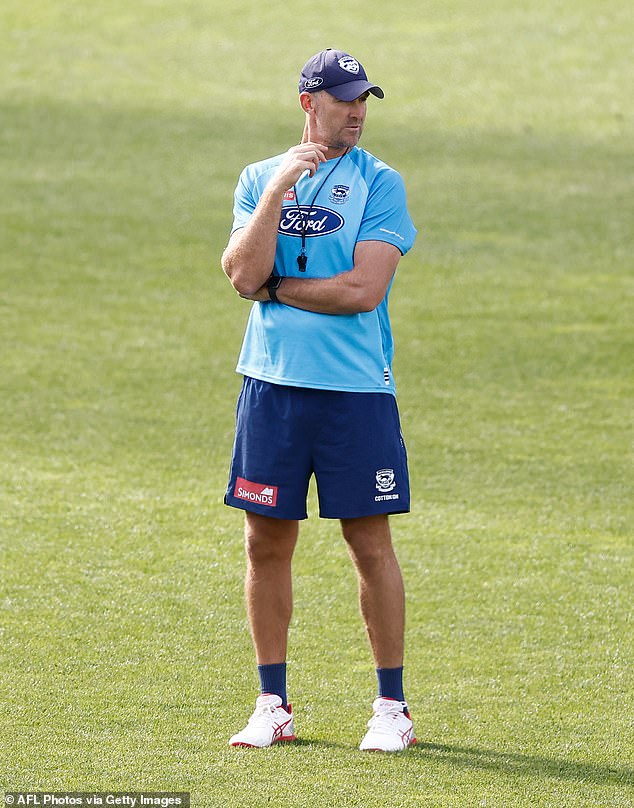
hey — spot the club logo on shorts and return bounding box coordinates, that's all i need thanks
[375,468,396,493]
[235,477,278,507]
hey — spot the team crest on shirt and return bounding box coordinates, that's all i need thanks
[375,468,396,493]
[329,184,350,204]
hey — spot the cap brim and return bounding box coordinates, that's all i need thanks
[326,80,384,101]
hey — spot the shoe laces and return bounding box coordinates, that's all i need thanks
[248,700,285,729]
[367,704,407,733]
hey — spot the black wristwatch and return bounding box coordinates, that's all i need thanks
[266,274,284,302]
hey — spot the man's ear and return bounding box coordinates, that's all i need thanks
[299,91,314,114]
[299,92,318,143]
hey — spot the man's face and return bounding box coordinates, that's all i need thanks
[311,90,369,151]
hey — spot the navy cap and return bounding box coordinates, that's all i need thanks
[299,49,384,101]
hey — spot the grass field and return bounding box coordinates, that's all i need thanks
[1,1,633,806]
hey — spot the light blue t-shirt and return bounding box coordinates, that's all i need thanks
[231,146,417,394]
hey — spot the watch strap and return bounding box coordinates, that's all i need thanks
[266,274,283,302]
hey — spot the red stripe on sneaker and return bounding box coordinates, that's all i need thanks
[271,715,294,742]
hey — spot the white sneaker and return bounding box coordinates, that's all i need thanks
[229,693,296,748]
[359,697,417,752]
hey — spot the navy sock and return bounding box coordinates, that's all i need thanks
[376,666,405,703]
[257,662,287,708]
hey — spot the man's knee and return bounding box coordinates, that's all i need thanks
[244,513,298,564]
[341,515,395,568]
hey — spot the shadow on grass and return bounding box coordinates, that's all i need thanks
[291,737,351,751]
[257,737,633,789]
[412,741,634,788]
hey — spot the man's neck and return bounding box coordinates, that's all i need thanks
[324,144,351,160]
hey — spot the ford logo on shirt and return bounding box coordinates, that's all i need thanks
[278,206,344,238]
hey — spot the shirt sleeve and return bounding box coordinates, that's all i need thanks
[356,168,417,255]
[231,166,258,233]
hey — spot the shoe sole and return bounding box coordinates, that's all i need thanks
[230,734,297,748]
[360,737,417,752]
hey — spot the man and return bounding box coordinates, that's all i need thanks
[221,49,417,752]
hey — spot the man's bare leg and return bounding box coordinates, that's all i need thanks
[341,514,415,751]
[244,511,299,664]
[341,514,405,668]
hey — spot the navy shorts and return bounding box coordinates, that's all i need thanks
[225,377,410,520]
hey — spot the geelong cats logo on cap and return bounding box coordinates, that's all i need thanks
[338,56,360,74]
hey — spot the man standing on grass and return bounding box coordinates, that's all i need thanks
[221,49,417,751]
